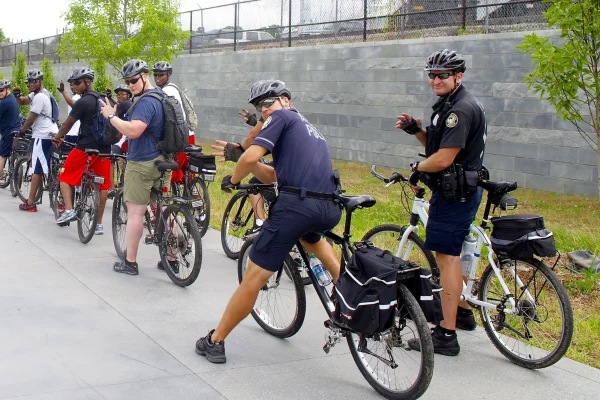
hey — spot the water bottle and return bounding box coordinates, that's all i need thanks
[460,233,477,277]
[309,254,331,287]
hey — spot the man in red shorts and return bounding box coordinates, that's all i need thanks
[52,67,111,235]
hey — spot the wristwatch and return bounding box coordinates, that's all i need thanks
[107,114,115,120]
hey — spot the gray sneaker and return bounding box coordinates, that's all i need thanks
[195,330,226,364]
[113,260,139,275]
[56,209,77,224]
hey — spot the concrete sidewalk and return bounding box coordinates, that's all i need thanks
[0,190,598,400]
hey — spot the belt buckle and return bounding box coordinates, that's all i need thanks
[300,187,307,199]
[273,182,278,198]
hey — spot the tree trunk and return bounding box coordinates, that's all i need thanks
[597,132,600,198]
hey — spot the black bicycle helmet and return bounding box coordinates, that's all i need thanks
[26,69,44,81]
[114,84,132,96]
[0,80,10,89]
[121,59,149,79]
[425,49,466,72]
[248,80,292,105]
[67,67,95,82]
[152,61,172,73]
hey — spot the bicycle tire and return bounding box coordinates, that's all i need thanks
[287,247,312,286]
[479,257,573,369]
[112,189,128,260]
[77,181,100,244]
[237,238,306,338]
[158,203,203,287]
[14,156,43,204]
[362,224,439,282]
[347,282,434,400]
[221,191,254,259]
[186,177,210,238]
[9,152,24,197]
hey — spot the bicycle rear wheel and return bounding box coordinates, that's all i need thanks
[362,224,439,282]
[347,282,434,400]
[185,177,210,238]
[111,189,128,260]
[77,181,100,244]
[479,258,573,369]
[237,238,306,338]
[9,152,24,197]
[14,156,43,204]
[157,204,202,287]
[221,191,255,259]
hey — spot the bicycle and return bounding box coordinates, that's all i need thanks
[236,182,434,400]
[366,166,574,369]
[170,145,214,238]
[50,148,106,244]
[0,131,31,197]
[48,141,75,224]
[112,159,203,287]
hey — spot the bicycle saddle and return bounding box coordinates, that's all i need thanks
[478,180,517,195]
[154,160,179,172]
[84,148,100,156]
[184,145,202,153]
[334,193,376,213]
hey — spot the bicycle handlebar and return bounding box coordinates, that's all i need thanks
[370,165,406,187]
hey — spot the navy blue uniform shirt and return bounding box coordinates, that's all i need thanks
[252,108,336,193]
[0,94,22,136]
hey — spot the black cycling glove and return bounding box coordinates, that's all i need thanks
[408,162,421,186]
[57,82,65,93]
[12,87,21,98]
[224,143,245,162]
[221,175,239,193]
[402,118,421,135]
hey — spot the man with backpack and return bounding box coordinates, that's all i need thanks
[98,59,170,276]
[14,69,59,212]
[151,61,197,185]
[52,68,112,234]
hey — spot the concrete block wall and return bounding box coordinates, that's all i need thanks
[3,30,597,196]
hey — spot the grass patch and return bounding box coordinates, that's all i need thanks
[198,141,600,368]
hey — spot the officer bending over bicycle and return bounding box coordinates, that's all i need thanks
[195,80,342,363]
[397,49,487,356]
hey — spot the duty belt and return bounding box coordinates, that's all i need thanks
[278,186,335,200]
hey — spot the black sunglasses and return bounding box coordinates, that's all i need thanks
[153,72,167,78]
[124,75,142,86]
[71,79,84,86]
[428,72,454,80]
[26,79,40,85]
[255,98,278,112]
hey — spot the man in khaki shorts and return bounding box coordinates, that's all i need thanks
[99,59,168,275]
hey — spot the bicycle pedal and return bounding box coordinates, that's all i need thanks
[58,221,70,227]
[144,234,154,245]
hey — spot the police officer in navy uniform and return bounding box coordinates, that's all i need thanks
[397,49,486,356]
[195,80,342,364]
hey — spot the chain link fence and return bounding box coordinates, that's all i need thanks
[1,0,551,66]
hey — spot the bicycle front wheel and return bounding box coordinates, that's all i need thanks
[221,191,255,259]
[186,177,210,238]
[14,156,43,204]
[479,258,573,369]
[362,224,439,282]
[111,189,128,260]
[77,181,100,244]
[157,204,203,287]
[237,238,306,338]
[347,282,434,400]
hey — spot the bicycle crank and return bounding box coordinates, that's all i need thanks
[323,326,343,354]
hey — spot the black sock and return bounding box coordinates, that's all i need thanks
[125,259,137,267]
[207,331,214,344]
[437,325,455,335]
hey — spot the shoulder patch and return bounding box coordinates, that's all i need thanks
[446,113,458,128]
[261,116,272,130]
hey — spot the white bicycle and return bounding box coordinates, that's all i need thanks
[364,166,573,369]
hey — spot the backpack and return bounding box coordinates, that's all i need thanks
[38,91,60,124]
[130,90,188,155]
[85,92,120,146]
[167,83,198,131]
[334,241,420,335]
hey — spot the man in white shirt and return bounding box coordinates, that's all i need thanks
[57,79,81,144]
[152,61,195,184]
[14,69,59,212]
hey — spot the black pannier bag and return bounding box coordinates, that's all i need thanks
[417,269,443,326]
[188,153,216,182]
[334,242,419,336]
[12,136,30,152]
[490,214,557,259]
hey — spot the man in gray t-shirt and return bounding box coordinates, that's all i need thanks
[14,69,59,212]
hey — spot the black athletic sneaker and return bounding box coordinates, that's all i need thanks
[456,306,477,331]
[195,329,226,364]
[113,260,139,275]
[408,326,460,356]
[157,260,179,274]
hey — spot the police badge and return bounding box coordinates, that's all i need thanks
[446,113,458,128]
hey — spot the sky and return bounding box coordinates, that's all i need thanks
[0,0,226,42]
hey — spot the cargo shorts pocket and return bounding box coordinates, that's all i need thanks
[253,224,280,252]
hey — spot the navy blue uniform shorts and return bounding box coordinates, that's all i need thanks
[424,187,483,256]
[250,192,342,272]
[0,132,15,158]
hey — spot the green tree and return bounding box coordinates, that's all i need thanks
[58,0,189,73]
[518,0,600,196]
[92,59,112,95]
[11,53,29,115]
[40,58,59,102]
[0,28,8,43]
[196,26,205,34]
